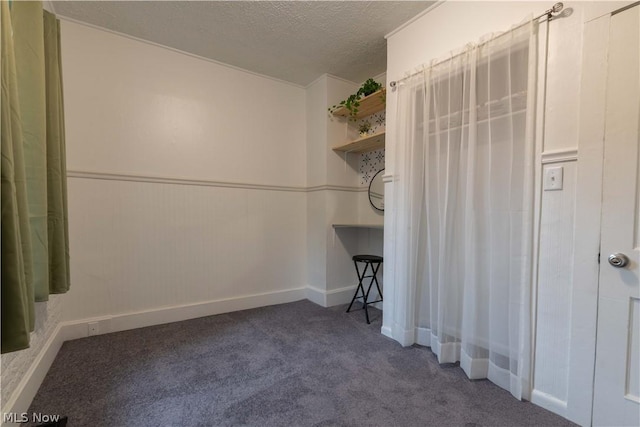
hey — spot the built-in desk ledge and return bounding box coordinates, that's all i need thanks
[332,224,383,229]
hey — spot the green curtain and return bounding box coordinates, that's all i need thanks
[12,1,49,303]
[1,1,70,354]
[1,0,35,353]
[43,10,70,295]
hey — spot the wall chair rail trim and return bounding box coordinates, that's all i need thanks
[67,170,363,193]
[541,148,578,164]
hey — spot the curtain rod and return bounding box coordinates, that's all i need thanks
[388,2,564,89]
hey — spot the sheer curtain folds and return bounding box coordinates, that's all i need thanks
[392,21,537,399]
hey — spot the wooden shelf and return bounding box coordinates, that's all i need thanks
[332,131,385,154]
[331,89,386,119]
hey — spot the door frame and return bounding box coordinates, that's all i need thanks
[569,2,638,425]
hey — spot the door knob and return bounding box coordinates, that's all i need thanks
[608,253,629,268]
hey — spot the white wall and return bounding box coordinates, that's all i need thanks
[59,20,308,324]
[2,13,386,417]
[306,76,328,187]
[63,25,306,186]
[306,77,329,297]
[306,75,359,304]
[2,19,308,415]
[305,74,385,306]
[384,1,631,425]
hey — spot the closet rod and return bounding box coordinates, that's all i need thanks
[533,2,565,22]
[388,2,564,89]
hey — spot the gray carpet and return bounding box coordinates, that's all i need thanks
[27,300,575,426]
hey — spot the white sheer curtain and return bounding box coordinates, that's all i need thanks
[392,21,537,399]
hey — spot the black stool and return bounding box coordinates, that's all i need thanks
[346,255,383,324]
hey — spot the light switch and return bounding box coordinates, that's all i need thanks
[544,166,564,191]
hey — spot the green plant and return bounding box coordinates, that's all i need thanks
[358,121,371,135]
[328,93,361,121]
[328,78,384,121]
[358,78,382,97]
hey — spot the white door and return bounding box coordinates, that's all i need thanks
[592,4,640,426]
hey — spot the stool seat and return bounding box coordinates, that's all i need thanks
[352,254,383,263]
[347,254,383,324]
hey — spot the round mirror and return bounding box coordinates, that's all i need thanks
[369,169,385,211]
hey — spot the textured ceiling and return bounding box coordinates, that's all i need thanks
[52,1,435,86]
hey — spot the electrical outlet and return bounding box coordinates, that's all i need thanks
[88,322,99,336]
[544,166,564,191]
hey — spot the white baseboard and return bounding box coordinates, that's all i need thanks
[305,285,327,306]
[531,389,568,418]
[61,287,308,340]
[326,285,359,307]
[1,323,66,426]
[1,286,307,425]
[306,284,359,307]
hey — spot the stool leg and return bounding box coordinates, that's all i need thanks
[372,262,383,301]
[362,263,377,324]
[363,285,371,324]
[361,262,383,324]
[347,261,368,313]
[360,262,371,324]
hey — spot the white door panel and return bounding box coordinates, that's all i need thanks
[593,3,640,426]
